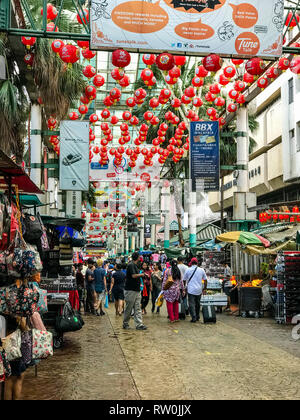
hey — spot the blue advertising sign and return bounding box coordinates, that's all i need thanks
[189,121,220,192]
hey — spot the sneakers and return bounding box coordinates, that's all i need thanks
[190,319,197,323]
[136,325,147,330]
[123,324,130,330]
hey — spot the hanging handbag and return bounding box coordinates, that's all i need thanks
[29,282,48,315]
[1,329,22,361]
[0,288,7,314]
[5,284,39,317]
[21,330,32,365]
[60,227,72,245]
[22,214,43,244]
[32,329,53,360]
[56,301,84,333]
[37,213,50,251]
[0,347,11,380]
[30,312,46,331]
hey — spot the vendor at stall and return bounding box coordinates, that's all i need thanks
[222,263,235,312]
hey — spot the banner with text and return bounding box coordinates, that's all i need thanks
[91,0,284,58]
[60,121,89,191]
[190,121,220,192]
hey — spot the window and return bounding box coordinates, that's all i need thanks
[288,78,294,104]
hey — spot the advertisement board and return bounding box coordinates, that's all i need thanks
[190,121,220,192]
[90,0,284,58]
[60,121,89,191]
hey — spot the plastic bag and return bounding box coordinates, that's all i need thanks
[155,291,164,308]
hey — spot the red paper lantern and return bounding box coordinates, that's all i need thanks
[112,49,131,68]
[69,111,79,120]
[59,44,79,65]
[290,56,300,75]
[83,64,96,79]
[193,97,203,108]
[202,54,223,73]
[46,22,58,32]
[101,109,111,120]
[93,74,105,88]
[234,81,246,92]
[231,59,244,67]
[122,111,132,121]
[110,115,119,125]
[142,54,156,67]
[41,3,58,21]
[78,104,88,114]
[236,94,246,105]
[169,67,181,79]
[209,84,221,95]
[141,68,154,83]
[227,103,238,113]
[111,68,124,81]
[51,39,64,55]
[130,116,140,126]
[219,74,230,86]
[89,113,99,124]
[85,85,97,99]
[77,8,89,24]
[21,36,36,50]
[229,89,239,100]
[195,65,208,78]
[47,117,57,130]
[181,95,192,105]
[103,96,114,107]
[156,52,175,71]
[285,12,300,29]
[185,86,196,98]
[171,98,181,109]
[82,48,96,61]
[80,95,90,105]
[257,76,268,89]
[266,67,279,80]
[206,108,217,119]
[144,111,154,122]
[174,56,186,67]
[245,57,265,77]
[243,72,254,85]
[278,57,290,72]
[24,53,34,68]
[205,92,216,103]
[214,97,225,108]
[77,40,89,49]
[223,65,236,79]
[110,88,121,101]
[118,75,130,89]
[148,97,159,109]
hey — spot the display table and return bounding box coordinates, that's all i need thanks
[47,290,80,310]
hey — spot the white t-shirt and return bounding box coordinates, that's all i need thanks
[178,263,188,281]
[183,266,207,296]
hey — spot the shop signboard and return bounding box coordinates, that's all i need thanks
[59,121,89,191]
[90,0,284,58]
[145,214,161,225]
[190,121,220,192]
[144,223,151,239]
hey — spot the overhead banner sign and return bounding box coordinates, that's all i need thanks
[90,148,160,183]
[60,121,89,191]
[90,0,284,58]
[190,121,220,192]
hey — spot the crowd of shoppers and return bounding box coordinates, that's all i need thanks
[73,252,219,329]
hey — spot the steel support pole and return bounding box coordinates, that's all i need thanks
[189,186,197,248]
[236,107,249,194]
[139,211,144,251]
[30,104,42,189]
[161,183,170,249]
[151,224,156,248]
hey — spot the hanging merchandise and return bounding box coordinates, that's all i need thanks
[31,329,53,360]
[55,301,84,333]
[1,329,22,361]
[22,214,43,244]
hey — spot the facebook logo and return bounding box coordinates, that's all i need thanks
[177,43,182,47]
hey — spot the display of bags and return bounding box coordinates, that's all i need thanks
[5,284,39,317]
[56,301,84,333]
[1,329,22,361]
[22,214,43,244]
[0,288,6,314]
[32,329,53,360]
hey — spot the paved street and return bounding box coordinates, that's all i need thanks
[22,305,300,400]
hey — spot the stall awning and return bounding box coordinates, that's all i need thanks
[244,240,293,255]
[0,150,42,194]
[40,216,85,232]
[18,194,43,207]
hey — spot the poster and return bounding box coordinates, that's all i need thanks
[90,0,284,58]
[60,121,89,191]
[90,147,161,183]
[190,121,220,192]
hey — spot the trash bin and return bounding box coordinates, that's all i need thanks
[239,287,262,318]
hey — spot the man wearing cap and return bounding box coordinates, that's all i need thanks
[183,258,208,323]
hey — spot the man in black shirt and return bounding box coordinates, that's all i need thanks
[123,252,147,330]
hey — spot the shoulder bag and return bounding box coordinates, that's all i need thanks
[32,329,53,360]
[185,267,198,290]
[163,270,174,291]
[1,329,22,361]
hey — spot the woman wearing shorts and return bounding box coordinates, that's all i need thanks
[109,264,126,316]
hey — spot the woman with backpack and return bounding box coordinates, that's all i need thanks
[162,260,185,323]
